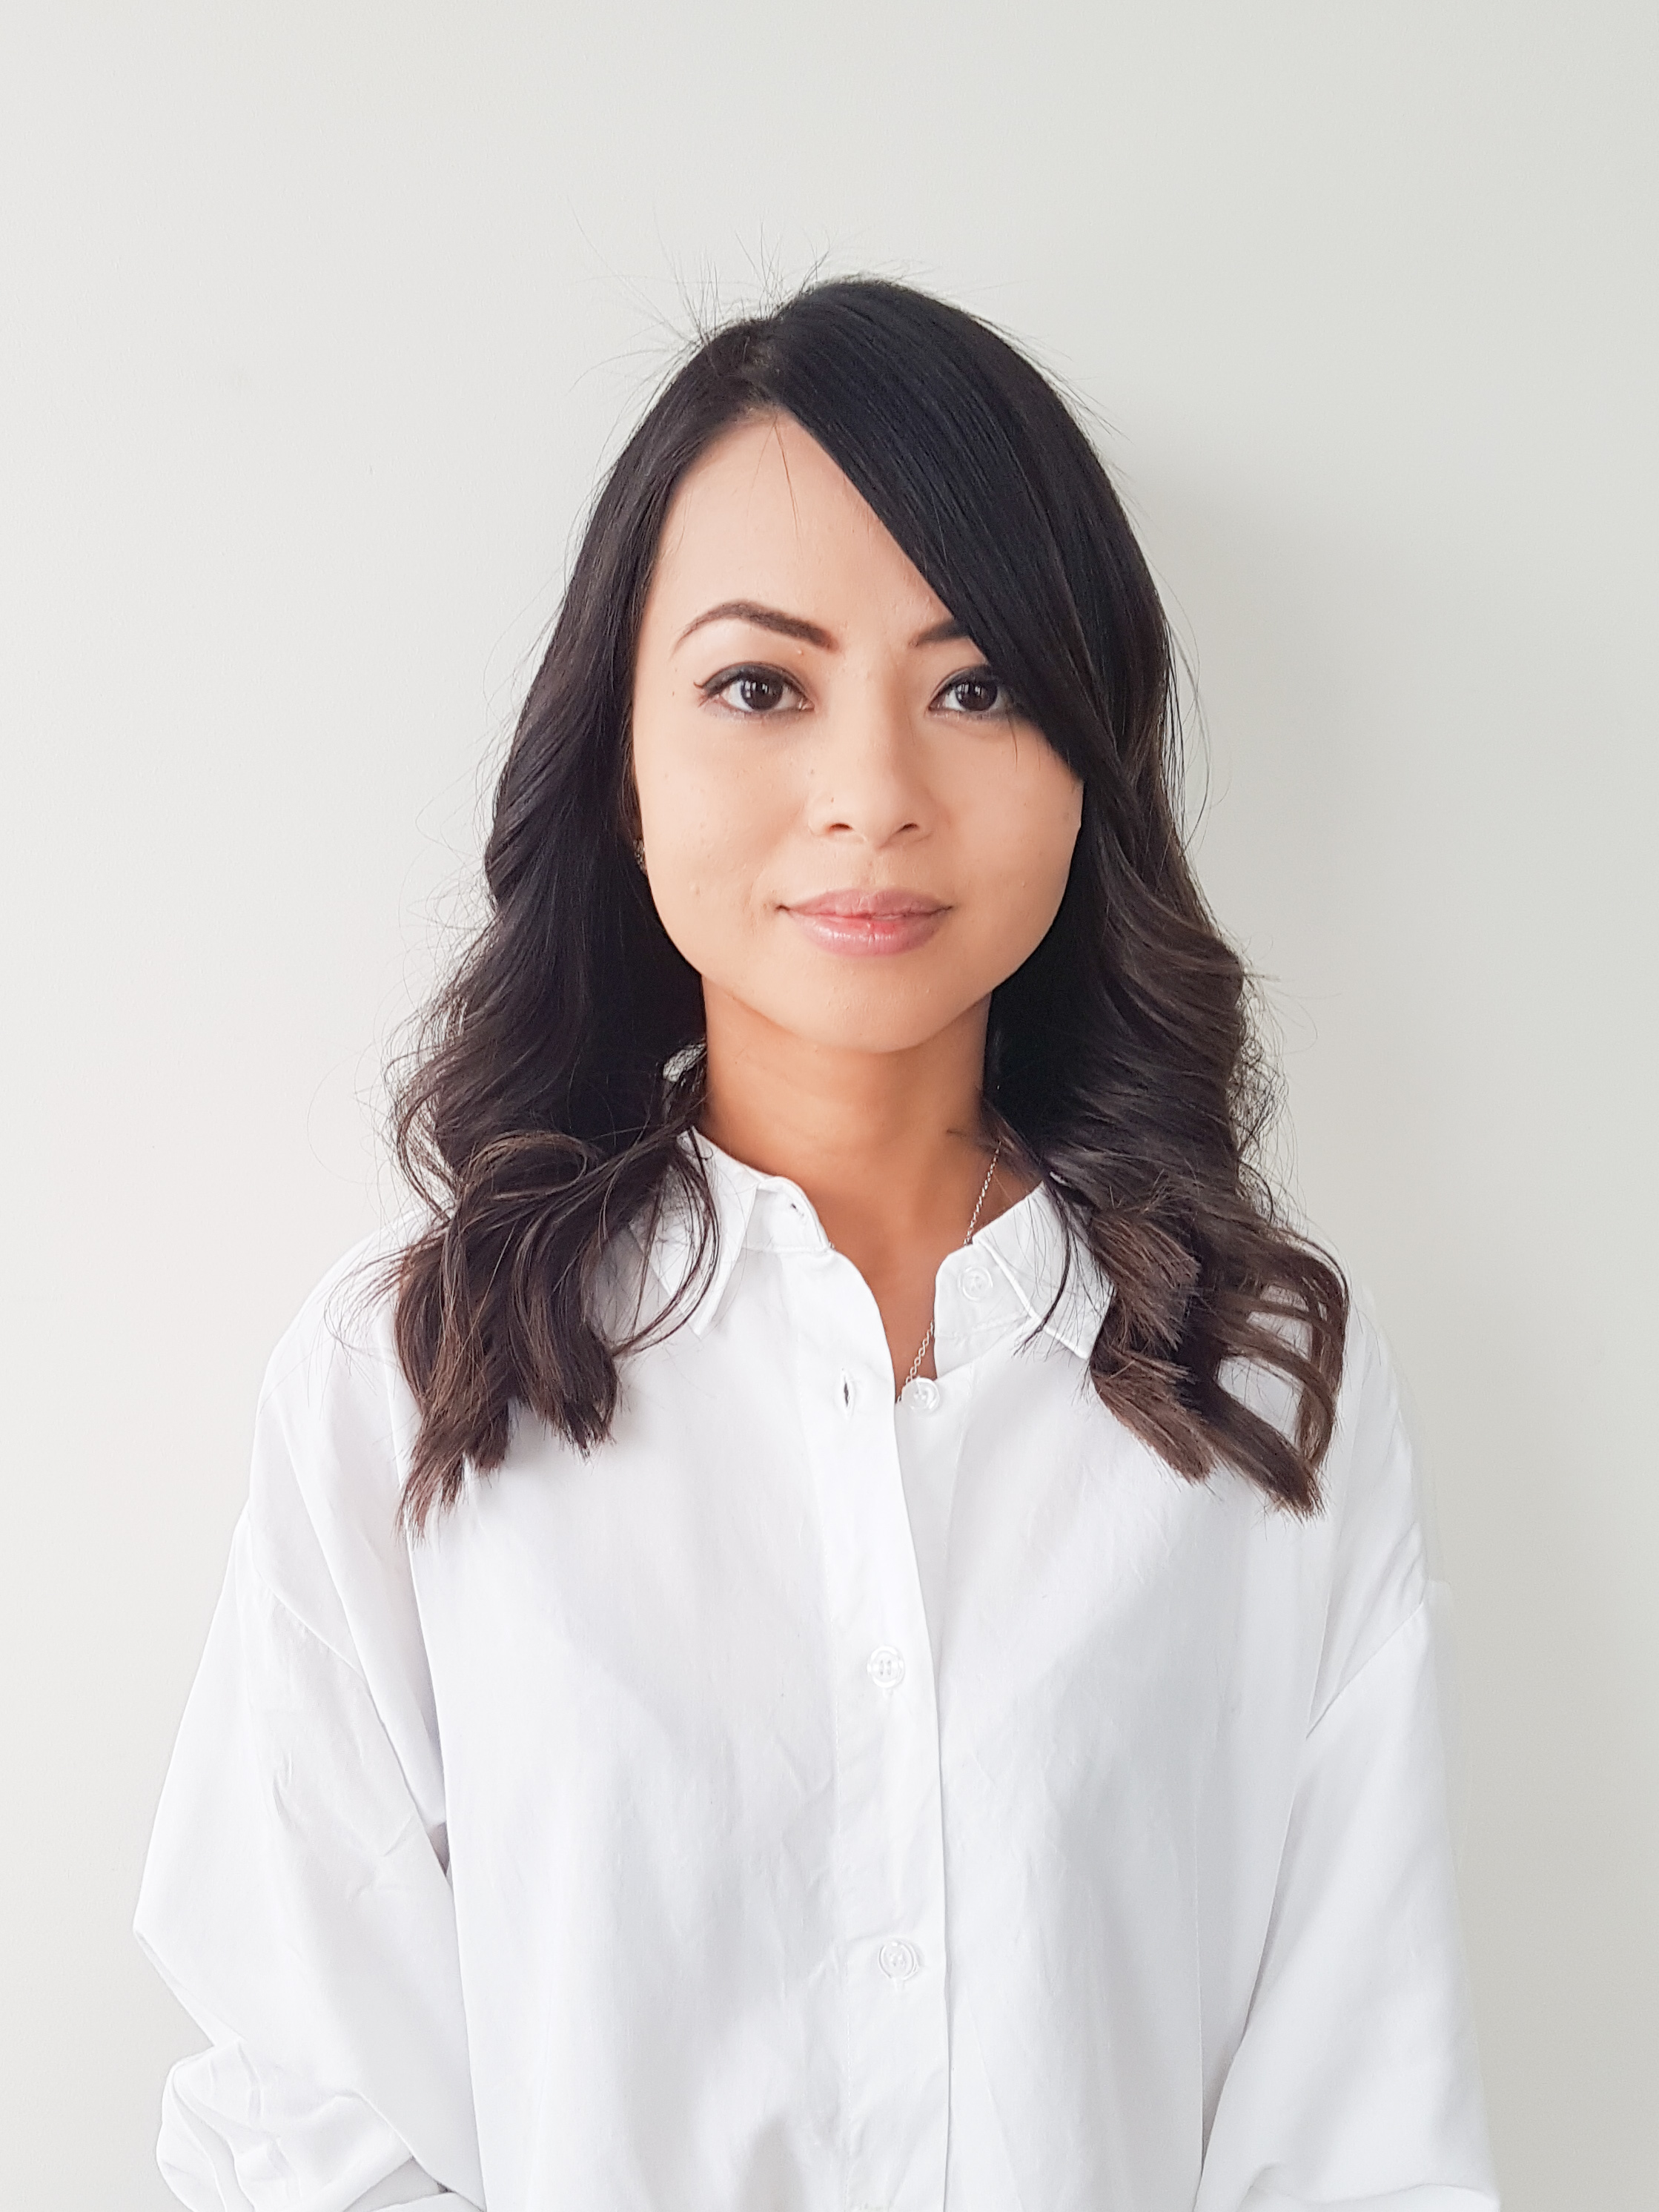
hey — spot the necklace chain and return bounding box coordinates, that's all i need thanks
[898,1136,1004,1397]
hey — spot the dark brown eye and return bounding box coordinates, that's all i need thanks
[939,673,1012,716]
[735,674,784,713]
[706,667,801,715]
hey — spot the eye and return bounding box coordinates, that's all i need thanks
[935,669,1017,718]
[701,664,806,717]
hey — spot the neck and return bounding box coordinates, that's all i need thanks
[695,983,1028,1265]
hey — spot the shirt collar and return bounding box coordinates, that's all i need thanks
[968,1164,1113,1359]
[641,1128,1112,1361]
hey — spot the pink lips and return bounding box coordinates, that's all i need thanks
[782,887,948,957]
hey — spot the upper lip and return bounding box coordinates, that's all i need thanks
[785,887,947,917]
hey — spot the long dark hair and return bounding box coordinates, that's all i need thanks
[386,276,1347,1531]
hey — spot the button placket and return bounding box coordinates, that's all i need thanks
[781,1259,950,2212]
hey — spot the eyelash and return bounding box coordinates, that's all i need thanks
[698,662,1020,719]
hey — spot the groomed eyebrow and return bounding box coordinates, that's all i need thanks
[673,600,973,653]
[675,600,833,651]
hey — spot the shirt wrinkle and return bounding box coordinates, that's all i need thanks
[136,1132,1497,2212]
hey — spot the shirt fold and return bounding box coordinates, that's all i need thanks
[137,1134,1498,2211]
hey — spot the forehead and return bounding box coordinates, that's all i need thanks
[644,412,950,635]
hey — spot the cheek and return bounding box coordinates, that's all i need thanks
[970,755,1083,922]
[652,755,783,877]
[634,718,796,953]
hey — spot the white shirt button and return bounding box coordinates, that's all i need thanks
[878,1938,920,1981]
[867,1645,906,1689]
[907,1376,941,1411]
[961,1263,993,1301]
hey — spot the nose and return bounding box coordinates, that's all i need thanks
[803,676,927,848]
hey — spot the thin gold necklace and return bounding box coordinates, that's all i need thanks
[895,1136,1004,1395]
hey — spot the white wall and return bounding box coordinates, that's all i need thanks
[4,6,1653,2205]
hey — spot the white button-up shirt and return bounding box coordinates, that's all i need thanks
[135,1132,1500,2211]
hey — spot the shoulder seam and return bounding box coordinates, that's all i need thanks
[1305,1587,1431,1741]
[240,1516,371,1689]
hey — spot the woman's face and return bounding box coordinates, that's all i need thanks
[629,412,1085,1056]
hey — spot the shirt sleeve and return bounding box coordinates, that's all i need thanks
[133,1242,486,2212]
[1193,1311,1502,2212]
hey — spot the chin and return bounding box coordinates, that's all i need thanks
[755,978,976,1056]
[804,1018,951,1055]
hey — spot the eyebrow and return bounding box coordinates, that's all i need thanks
[673,600,971,653]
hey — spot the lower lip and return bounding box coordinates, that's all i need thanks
[784,907,947,956]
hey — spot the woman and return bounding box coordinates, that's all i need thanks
[136,278,1500,2211]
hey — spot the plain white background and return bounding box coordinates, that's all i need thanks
[3,4,1655,2205]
